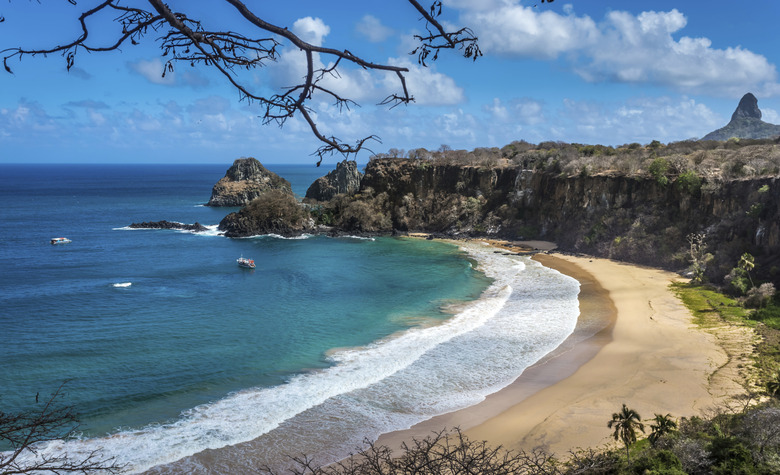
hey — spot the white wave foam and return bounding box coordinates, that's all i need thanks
[336,235,376,241]
[112,282,132,288]
[5,242,579,474]
[180,224,222,236]
[264,233,313,240]
[113,225,222,236]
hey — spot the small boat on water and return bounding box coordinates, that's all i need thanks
[237,256,256,269]
[50,237,71,245]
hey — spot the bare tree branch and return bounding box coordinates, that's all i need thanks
[2,0,481,164]
[0,383,124,474]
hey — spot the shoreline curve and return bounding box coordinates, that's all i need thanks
[377,244,745,457]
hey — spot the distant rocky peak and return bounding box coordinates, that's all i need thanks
[731,92,762,121]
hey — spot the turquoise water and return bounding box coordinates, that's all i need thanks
[0,164,580,473]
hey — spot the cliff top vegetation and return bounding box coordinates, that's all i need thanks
[372,138,780,182]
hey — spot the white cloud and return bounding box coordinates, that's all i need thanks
[555,96,721,144]
[470,95,722,147]
[292,17,330,47]
[387,58,464,106]
[270,44,463,107]
[484,97,544,125]
[578,9,778,96]
[435,109,478,141]
[129,59,175,85]
[356,15,394,43]
[762,107,780,124]
[463,4,599,59]
[453,3,780,96]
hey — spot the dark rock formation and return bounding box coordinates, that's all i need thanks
[732,92,762,121]
[218,190,314,237]
[305,160,362,201]
[129,220,208,232]
[323,158,780,286]
[702,93,780,140]
[206,157,292,206]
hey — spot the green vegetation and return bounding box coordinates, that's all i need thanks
[753,303,780,330]
[649,156,671,185]
[671,282,750,326]
[675,170,702,194]
[265,401,780,474]
[372,137,780,180]
[609,404,645,465]
[672,281,780,401]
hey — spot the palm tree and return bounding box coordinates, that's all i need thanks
[648,413,678,446]
[739,252,756,288]
[608,404,645,465]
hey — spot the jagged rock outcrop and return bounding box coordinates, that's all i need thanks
[702,93,780,140]
[304,160,362,201]
[129,220,208,232]
[731,93,762,120]
[206,157,292,206]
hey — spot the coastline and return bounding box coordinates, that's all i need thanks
[377,243,746,457]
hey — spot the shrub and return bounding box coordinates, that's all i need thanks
[675,170,702,194]
[726,267,752,296]
[649,157,671,186]
[709,436,758,475]
[633,449,686,475]
[745,283,776,308]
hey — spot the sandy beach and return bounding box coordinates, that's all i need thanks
[378,245,749,457]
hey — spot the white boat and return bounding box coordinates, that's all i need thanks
[50,237,71,245]
[237,256,256,269]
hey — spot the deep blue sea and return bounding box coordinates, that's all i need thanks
[0,164,580,473]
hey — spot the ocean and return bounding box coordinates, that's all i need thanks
[0,164,580,473]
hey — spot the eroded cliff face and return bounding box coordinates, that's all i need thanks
[351,159,780,283]
[305,160,362,201]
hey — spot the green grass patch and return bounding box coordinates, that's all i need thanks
[752,304,780,331]
[670,282,750,327]
[671,282,780,390]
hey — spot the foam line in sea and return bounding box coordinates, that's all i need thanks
[5,242,579,474]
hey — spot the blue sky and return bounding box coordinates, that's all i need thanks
[2,0,780,165]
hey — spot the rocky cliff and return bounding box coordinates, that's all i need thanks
[212,152,780,285]
[702,93,780,141]
[206,157,292,207]
[305,160,362,201]
[337,158,780,284]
